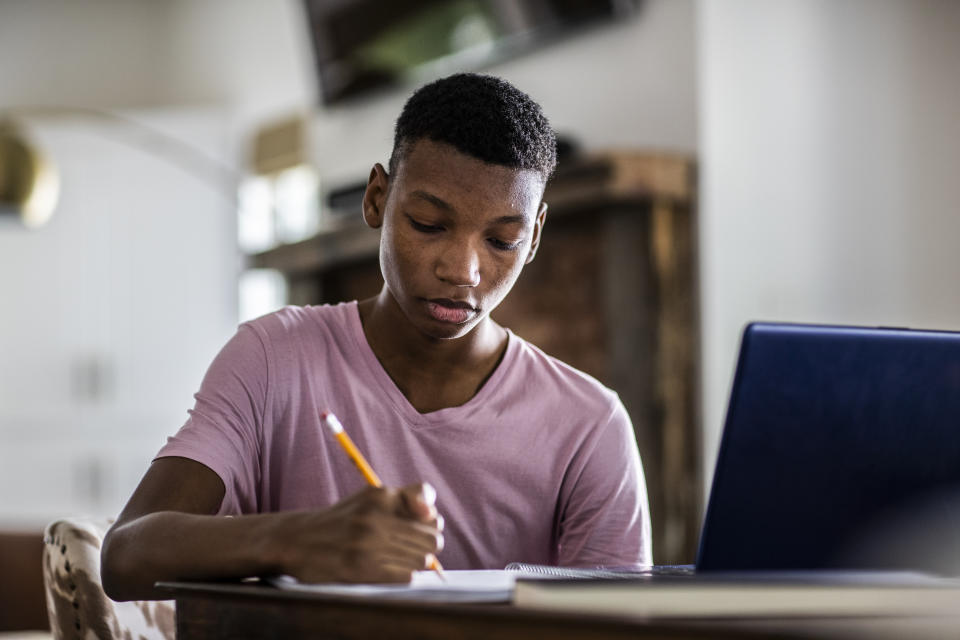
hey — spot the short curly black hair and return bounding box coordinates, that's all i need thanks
[389,73,557,182]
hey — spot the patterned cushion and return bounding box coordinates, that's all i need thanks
[42,519,175,640]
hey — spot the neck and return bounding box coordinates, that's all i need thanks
[356,289,508,411]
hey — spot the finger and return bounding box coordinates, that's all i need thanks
[341,502,441,559]
[366,545,436,581]
[411,511,443,540]
[324,534,430,584]
[384,519,444,555]
[344,485,393,515]
[416,511,445,532]
[397,482,437,521]
[374,562,418,584]
[338,558,415,584]
[353,485,433,521]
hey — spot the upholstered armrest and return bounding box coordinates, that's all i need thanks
[42,519,174,640]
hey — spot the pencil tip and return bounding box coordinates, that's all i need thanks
[430,557,447,581]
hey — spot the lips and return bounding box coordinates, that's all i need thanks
[426,298,478,324]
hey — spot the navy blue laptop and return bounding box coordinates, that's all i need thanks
[696,322,960,573]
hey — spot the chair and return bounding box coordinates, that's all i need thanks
[41,518,174,640]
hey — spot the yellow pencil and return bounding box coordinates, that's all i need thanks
[320,410,446,580]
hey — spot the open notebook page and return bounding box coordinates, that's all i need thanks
[269,569,515,603]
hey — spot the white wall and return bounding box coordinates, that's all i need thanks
[0,0,172,109]
[698,0,960,490]
[310,0,698,186]
[163,0,317,128]
[0,0,315,125]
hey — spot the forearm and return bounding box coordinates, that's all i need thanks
[102,483,443,601]
[101,510,286,601]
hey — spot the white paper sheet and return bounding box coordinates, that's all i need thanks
[270,569,515,603]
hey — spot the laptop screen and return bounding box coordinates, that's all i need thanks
[697,323,960,572]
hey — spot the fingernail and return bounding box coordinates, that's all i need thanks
[419,482,437,507]
[436,533,445,552]
[436,514,445,531]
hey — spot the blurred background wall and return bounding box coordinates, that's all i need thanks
[698,0,960,488]
[1,0,959,558]
[0,110,236,524]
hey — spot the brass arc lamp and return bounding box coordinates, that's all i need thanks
[0,120,60,229]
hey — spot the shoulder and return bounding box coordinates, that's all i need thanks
[241,302,355,347]
[504,332,621,420]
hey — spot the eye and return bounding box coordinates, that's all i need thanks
[407,216,443,233]
[488,237,523,251]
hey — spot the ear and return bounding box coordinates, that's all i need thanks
[362,163,390,229]
[524,202,549,264]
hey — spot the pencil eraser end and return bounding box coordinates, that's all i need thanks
[320,410,343,434]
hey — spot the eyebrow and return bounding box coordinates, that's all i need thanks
[410,190,530,225]
[411,190,454,212]
[490,213,529,226]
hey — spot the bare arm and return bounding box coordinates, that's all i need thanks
[101,457,443,601]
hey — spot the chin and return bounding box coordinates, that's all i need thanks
[419,320,477,341]
[396,295,487,340]
[414,309,486,340]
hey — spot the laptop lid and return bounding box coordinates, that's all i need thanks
[697,322,960,572]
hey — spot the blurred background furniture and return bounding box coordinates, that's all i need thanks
[248,150,701,564]
[0,530,48,635]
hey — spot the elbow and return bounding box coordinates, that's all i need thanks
[100,526,136,602]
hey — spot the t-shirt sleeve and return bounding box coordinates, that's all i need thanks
[556,397,653,567]
[155,323,269,515]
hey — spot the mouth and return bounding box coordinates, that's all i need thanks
[425,298,478,324]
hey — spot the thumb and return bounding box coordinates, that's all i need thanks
[397,482,437,522]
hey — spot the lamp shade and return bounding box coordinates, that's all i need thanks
[0,121,60,228]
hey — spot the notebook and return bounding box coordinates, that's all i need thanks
[271,570,514,603]
[512,570,960,618]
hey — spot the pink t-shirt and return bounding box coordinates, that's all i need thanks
[158,302,651,568]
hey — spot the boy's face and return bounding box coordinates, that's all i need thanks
[363,138,547,340]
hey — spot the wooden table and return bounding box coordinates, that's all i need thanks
[160,581,960,640]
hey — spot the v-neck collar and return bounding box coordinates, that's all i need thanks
[343,301,516,428]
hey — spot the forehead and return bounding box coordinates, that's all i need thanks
[390,139,544,217]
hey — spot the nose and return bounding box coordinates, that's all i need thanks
[435,239,480,287]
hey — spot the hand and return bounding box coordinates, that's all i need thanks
[274,482,445,584]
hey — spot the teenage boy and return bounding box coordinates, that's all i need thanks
[102,73,651,601]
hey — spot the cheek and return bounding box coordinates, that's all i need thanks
[378,229,400,288]
[485,253,526,296]
[380,226,424,291]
